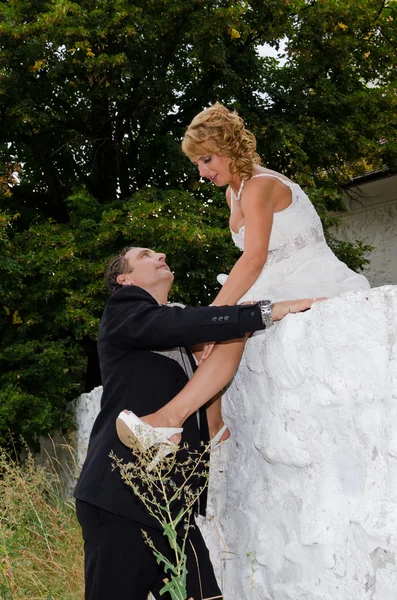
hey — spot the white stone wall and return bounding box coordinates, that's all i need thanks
[199,285,397,600]
[73,385,103,470]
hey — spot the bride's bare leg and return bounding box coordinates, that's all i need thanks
[206,393,230,442]
[142,336,248,431]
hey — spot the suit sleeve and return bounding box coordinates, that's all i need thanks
[102,286,264,350]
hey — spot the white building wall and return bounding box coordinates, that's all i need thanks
[332,175,397,287]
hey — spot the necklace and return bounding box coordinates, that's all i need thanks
[234,179,245,202]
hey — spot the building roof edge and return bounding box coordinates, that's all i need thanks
[344,167,395,188]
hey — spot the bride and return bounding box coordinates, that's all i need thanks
[181,102,370,307]
[116,102,370,455]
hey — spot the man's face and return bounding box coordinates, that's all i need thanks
[117,247,174,290]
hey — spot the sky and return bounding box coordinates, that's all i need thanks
[257,41,287,66]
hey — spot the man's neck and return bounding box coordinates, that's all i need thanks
[142,284,169,305]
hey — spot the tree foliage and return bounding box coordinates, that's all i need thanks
[1,0,395,214]
[0,0,396,445]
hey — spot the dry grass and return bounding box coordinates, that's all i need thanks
[0,441,84,600]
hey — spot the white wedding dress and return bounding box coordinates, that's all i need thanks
[217,173,370,303]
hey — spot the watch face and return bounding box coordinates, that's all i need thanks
[260,300,271,307]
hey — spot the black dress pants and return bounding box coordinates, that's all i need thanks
[76,500,222,600]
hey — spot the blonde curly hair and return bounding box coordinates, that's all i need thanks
[181,102,261,181]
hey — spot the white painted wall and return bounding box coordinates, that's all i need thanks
[199,285,397,600]
[332,175,397,287]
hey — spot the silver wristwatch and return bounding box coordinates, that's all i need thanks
[257,300,274,328]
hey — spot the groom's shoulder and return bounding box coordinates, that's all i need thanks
[101,286,159,321]
[107,285,157,306]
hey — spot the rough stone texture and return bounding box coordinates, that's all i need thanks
[198,285,397,600]
[73,385,102,470]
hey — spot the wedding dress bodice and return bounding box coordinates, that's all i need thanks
[231,174,326,269]
[219,173,370,302]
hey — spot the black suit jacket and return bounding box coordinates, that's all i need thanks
[74,285,264,528]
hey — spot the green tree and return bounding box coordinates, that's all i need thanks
[0,0,295,218]
[1,0,394,217]
[252,0,397,186]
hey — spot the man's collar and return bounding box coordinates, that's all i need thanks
[113,285,169,305]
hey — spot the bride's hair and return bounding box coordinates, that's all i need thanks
[181,102,261,181]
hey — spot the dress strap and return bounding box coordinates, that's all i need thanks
[230,180,245,212]
[231,174,294,209]
[236,179,245,202]
[251,173,296,191]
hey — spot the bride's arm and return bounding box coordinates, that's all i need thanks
[211,178,277,307]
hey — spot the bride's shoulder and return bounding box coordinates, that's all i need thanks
[253,167,293,182]
[243,171,279,193]
[242,169,295,212]
[247,168,297,194]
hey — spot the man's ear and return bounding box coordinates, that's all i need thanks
[116,273,130,286]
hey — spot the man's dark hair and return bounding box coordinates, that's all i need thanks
[105,247,136,295]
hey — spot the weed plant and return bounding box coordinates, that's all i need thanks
[111,442,221,600]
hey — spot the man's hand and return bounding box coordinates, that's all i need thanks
[272,297,325,321]
[197,298,325,364]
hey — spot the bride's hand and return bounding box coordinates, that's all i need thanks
[197,341,216,364]
[272,297,326,321]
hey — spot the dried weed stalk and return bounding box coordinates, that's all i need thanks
[110,441,215,600]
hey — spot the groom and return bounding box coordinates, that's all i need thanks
[74,246,315,600]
